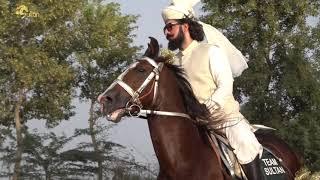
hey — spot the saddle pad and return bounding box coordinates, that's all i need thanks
[260,148,287,180]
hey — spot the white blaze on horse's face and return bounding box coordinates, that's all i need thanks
[97,61,138,102]
[98,57,163,122]
[97,61,139,122]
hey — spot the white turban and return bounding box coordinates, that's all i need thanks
[162,0,248,77]
[162,0,199,21]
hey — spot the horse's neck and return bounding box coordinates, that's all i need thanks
[147,115,196,165]
[147,115,223,179]
[146,79,196,148]
[146,90,206,163]
[143,68,225,179]
[146,84,194,141]
[145,102,224,177]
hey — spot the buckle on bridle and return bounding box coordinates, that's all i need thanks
[126,102,142,117]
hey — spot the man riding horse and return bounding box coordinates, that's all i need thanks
[161,0,263,179]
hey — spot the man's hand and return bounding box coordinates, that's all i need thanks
[204,99,221,112]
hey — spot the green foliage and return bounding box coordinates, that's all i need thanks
[71,2,140,101]
[0,0,85,127]
[66,2,140,179]
[201,0,320,170]
[0,0,145,178]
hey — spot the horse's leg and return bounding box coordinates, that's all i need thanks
[256,132,302,178]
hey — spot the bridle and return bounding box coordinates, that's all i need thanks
[98,57,190,119]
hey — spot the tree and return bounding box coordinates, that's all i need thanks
[0,129,76,179]
[69,1,140,179]
[0,126,153,179]
[0,0,84,178]
[67,124,156,179]
[201,0,320,170]
[112,165,156,180]
[0,125,15,177]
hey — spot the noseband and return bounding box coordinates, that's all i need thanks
[99,57,190,119]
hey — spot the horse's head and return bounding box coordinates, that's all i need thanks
[98,37,164,122]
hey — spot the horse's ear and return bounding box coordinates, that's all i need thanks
[143,37,159,59]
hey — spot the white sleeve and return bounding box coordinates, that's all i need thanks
[206,45,234,108]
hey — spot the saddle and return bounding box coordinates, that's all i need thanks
[208,125,289,180]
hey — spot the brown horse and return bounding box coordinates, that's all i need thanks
[98,37,302,180]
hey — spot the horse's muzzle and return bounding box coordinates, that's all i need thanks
[97,93,128,123]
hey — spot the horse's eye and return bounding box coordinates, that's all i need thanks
[136,68,146,73]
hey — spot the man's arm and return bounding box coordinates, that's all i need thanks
[204,45,234,110]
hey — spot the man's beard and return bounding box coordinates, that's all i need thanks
[167,27,184,51]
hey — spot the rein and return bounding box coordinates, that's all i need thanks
[100,57,191,120]
[126,104,191,119]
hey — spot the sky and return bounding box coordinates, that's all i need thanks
[107,0,168,49]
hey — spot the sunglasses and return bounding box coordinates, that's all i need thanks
[163,22,180,33]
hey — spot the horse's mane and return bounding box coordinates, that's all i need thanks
[163,61,211,121]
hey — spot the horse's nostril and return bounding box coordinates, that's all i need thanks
[106,96,113,103]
